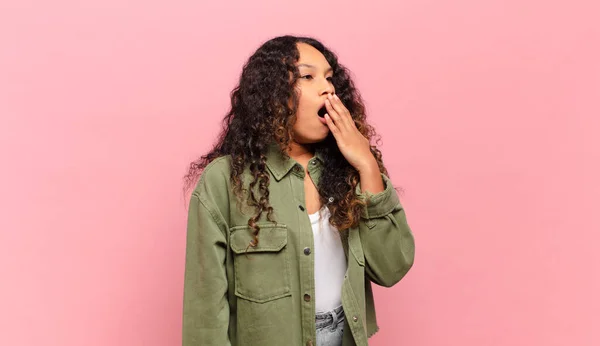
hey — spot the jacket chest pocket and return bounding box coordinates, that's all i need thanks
[229,224,291,303]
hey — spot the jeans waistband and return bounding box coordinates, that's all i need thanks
[316,305,344,320]
[315,305,345,331]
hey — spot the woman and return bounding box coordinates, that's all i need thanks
[182,35,415,346]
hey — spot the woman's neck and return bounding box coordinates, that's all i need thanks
[287,141,315,165]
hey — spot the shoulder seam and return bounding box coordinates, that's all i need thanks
[191,192,228,231]
[191,155,231,230]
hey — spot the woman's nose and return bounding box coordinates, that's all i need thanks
[321,82,334,96]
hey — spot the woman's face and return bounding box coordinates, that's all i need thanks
[291,42,335,144]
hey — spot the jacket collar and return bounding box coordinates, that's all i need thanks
[265,141,325,181]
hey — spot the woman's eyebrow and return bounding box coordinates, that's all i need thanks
[297,64,333,73]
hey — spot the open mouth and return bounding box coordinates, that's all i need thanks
[317,105,327,118]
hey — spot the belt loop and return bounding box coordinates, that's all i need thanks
[330,309,338,331]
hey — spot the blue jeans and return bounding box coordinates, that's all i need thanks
[315,305,345,346]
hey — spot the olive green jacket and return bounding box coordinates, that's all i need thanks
[182,144,415,346]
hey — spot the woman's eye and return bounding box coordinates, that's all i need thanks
[300,75,333,82]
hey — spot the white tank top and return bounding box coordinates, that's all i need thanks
[308,206,347,313]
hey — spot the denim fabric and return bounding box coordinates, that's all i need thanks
[182,142,416,346]
[315,305,345,346]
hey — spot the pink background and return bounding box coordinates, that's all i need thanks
[1,0,599,345]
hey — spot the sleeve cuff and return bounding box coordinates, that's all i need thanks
[355,173,401,219]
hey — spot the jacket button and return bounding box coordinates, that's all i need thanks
[303,247,311,255]
[353,316,358,322]
[304,294,311,302]
[299,205,305,211]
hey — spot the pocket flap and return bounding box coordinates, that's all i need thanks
[230,224,288,254]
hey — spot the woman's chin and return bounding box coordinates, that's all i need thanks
[295,131,329,144]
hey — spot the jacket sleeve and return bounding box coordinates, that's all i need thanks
[182,192,231,346]
[356,173,415,287]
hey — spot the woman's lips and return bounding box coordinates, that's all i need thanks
[317,105,328,125]
[317,105,327,118]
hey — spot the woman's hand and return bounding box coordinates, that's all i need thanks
[324,93,377,172]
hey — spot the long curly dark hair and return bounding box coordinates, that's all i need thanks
[184,35,387,247]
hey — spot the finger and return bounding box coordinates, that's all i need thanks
[329,94,351,128]
[334,94,354,125]
[325,98,344,129]
[324,113,340,137]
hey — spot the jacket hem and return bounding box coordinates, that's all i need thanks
[367,325,380,338]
